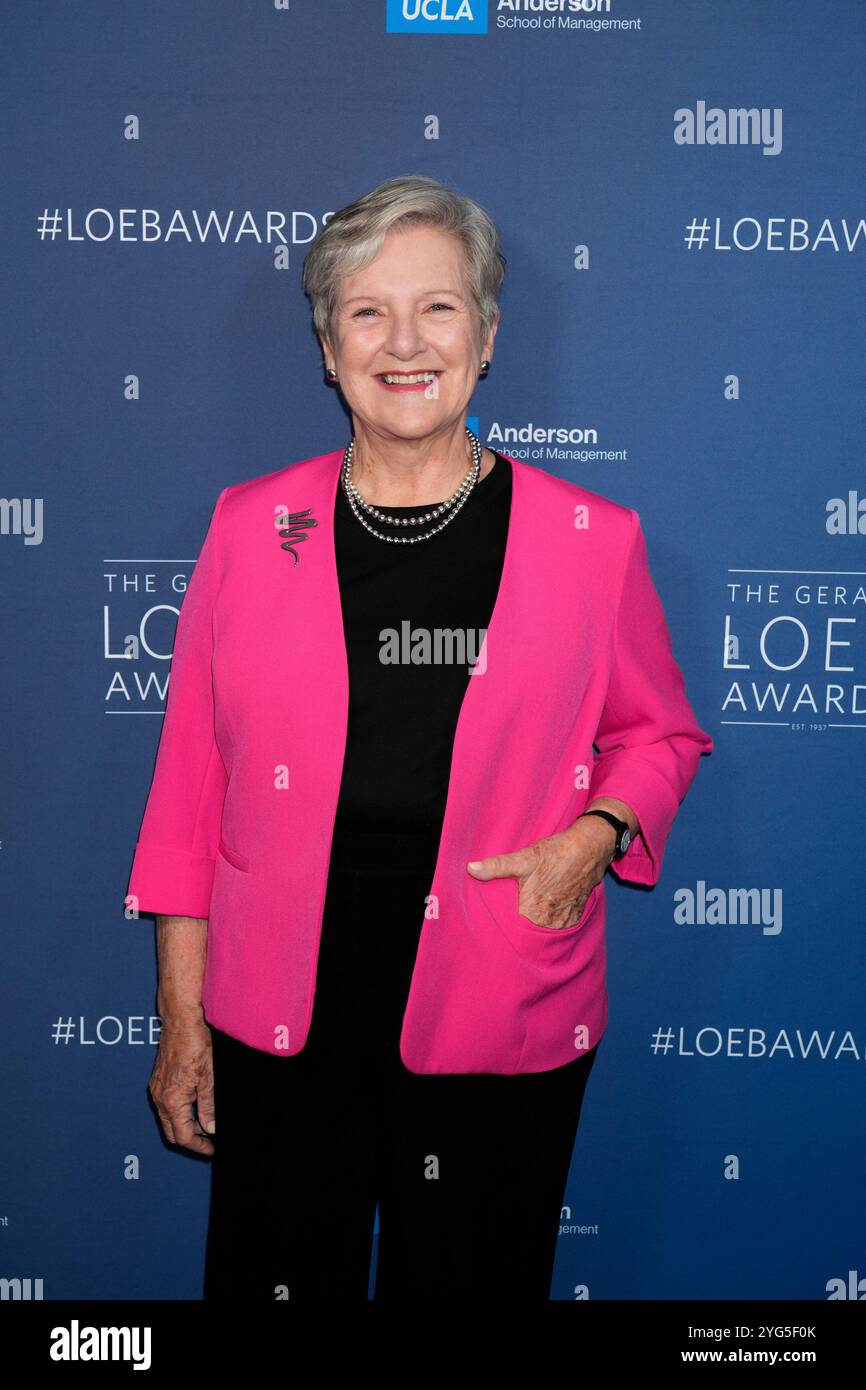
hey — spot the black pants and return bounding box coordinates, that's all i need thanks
[204,827,600,1301]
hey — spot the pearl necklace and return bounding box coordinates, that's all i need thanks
[341,427,482,544]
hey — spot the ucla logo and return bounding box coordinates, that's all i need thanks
[386,0,488,34]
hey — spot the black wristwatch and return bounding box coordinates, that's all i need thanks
[580,809,632,858]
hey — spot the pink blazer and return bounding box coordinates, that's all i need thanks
[126,448,713,1073]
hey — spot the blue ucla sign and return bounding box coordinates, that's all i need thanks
[386,0,488,35]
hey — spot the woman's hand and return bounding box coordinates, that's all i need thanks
[466,816,618,929]
[148,1018,216,1157]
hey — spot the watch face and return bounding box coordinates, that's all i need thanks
[620,828,632,854]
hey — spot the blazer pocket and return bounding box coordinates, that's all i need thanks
[217,837,250,873]
[516,880,603,936]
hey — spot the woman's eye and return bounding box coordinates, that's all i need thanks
[353,303,453,318]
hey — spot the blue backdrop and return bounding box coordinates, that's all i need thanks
[2,0,864,1302]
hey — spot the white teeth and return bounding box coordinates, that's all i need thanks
[381,372,438,384]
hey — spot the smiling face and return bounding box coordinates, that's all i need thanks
[322,223,497,445]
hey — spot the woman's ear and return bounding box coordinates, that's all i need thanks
[482,311,499,363]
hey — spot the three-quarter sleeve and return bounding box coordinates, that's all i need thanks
[588,508,713,886]
[126,487,230,917]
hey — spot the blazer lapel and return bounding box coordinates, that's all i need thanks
[258,446,533,891]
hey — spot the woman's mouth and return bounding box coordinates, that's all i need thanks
[375,370,442,393]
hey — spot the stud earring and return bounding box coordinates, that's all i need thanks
[479,360,490,378]
[325,368,338,382]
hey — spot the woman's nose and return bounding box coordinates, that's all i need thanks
[380,316,430,357]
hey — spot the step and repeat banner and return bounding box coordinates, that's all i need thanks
[2,0,864,1303]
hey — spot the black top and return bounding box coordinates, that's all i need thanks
[331,449,513,836]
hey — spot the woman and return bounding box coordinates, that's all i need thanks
[127,174,713,1301]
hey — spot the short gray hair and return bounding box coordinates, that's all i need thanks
[303,174,506,351]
